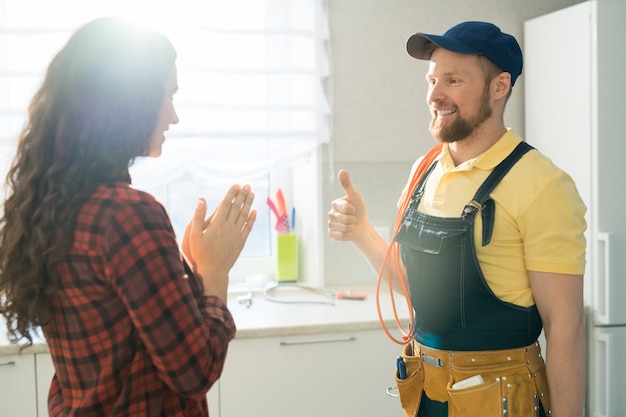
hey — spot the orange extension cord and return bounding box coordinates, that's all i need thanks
[375,143,442,345]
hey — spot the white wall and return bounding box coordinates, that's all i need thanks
[322,0,586,285]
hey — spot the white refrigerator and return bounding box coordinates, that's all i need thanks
[525,2,626,416]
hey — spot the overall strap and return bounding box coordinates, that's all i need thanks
[462,141,534,245]
[411,160,439,203]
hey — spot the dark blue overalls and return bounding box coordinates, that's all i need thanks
[395,142,546,416]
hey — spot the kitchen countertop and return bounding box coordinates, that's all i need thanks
[0,284,412,356]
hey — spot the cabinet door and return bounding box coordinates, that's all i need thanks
[0,354,38,417]
[35,353,55,417]
[219,330,401,417]
[207,381,219,417]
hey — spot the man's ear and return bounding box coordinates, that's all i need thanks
[493,72,512,100]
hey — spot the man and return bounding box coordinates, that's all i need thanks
[328,21,586,417]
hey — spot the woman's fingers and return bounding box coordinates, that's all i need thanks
[190,198,207,237]
[235,185,255,227]
[212,184,241,223]
[214,184,255,227]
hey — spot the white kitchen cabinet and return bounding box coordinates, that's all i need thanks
[35,353,55,417]
[0,350,218,417]
[207,381,219,416]
[218,329,401,417]
[1,287,408,417]
[0,353,38,417]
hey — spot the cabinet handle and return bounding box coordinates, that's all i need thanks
[0,360,16,367]
[279,336,356,347]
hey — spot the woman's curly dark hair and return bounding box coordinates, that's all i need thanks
[0,17,177,345]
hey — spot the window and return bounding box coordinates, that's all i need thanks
[0,0,330,284]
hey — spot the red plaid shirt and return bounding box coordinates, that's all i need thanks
[43,182,236,417]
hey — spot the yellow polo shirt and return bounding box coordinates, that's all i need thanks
[399,129,586,307]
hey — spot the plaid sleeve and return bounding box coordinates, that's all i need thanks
[48,373,65,416]
[103,197,235,400]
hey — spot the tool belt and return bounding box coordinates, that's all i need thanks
[395,340,551,417]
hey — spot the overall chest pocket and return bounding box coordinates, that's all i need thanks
[395,213,468,255]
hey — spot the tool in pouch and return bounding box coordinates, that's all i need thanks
[396,356,407,380]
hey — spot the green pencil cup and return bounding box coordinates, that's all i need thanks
[276,233,298,282]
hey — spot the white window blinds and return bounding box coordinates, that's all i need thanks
[0,0,331,186]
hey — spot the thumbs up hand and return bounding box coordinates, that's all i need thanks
[328,169,369,242]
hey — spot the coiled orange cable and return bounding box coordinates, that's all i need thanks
[375,143,442,345]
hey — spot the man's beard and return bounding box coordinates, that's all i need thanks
[429,87,492,143]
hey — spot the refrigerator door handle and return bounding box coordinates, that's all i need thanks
[592,232,611,325]
[592,329,611,417]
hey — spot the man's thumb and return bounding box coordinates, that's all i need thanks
[338,169,359,199]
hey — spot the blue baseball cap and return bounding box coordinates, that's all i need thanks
[406,21,523,86]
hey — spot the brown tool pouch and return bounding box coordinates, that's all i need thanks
[395,341,425,417]
[395,341,551,417]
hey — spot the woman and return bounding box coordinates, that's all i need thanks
[0,17,256,416]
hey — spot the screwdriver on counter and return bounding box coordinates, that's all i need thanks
[335,291,367,300]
